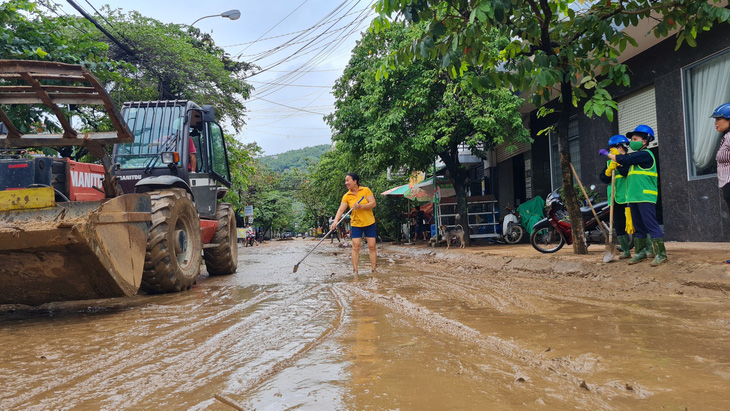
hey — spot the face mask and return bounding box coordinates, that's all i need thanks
[629,141,644,151]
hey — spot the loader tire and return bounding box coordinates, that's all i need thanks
[204,203,238,276]
[141,189,202,293]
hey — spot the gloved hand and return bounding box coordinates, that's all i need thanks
[610,147,619,155]
[598,149,609,156]
[605,160,619,177]
[625,207,634,235]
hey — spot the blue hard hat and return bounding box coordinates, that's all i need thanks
[607,134,629,148]
[711,103,730,119]
[626,125,655,142]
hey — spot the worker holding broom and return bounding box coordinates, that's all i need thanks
[599,135,632,259]
[331,172,377,275]
[604,125,667,266]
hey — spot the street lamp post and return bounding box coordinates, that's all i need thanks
[191,9,241,26]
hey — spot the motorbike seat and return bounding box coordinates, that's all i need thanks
[580,201,608,217]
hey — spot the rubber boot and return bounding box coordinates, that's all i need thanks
[628,237,648,264]
[645,234,655,259]
[617,235,632,259]
[649,238,668,266]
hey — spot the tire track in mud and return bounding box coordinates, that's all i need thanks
[336,282,650,407]
[1,285,290,410]
[94,283,335,409]
[26,283,343,410]
[412,273,543,314]
[219,284,348,406]
[136,284,335,406]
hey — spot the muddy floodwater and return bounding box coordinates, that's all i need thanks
[1,239,729,410]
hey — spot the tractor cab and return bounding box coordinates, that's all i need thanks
[113,101,232,218]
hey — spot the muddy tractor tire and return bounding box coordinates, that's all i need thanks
[204,203,238,276]
[141,189,202,293]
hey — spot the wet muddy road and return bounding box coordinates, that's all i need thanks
[1,239,729,410]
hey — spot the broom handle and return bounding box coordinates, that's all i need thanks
[609,169,616,244]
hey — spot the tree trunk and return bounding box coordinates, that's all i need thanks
[558,81,588,254]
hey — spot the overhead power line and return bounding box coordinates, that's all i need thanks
[233,0,311,56]
[255,97,327,116]
[247,80,331,88]
[66,0,135,56]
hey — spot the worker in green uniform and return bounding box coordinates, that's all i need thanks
[604,125,667,266]
[599,135,632,259]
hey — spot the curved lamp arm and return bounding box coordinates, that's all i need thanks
[191,9,241,26]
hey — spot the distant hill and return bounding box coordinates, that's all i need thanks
[259,144,331,172]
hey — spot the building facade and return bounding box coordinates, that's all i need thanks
[494,22,730,242]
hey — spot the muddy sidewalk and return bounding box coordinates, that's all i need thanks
[382,241,730,294]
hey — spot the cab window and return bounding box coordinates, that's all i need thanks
[208,123,230,182]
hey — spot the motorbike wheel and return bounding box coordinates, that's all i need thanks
[530,226,565,253]
[504,225,525,244]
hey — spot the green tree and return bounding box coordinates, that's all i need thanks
[294,165,329,233]
[305,147,412,241]
[0,0,129,142]
[253,191,295,239]
[97,7,253,132]
[223,140,261,214]
[372,0,730,253]
[327,23,529,244]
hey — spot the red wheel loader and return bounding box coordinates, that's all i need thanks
[0,60,238,306]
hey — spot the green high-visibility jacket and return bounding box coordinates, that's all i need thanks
[626,150,658,204]
[606,160,629,204]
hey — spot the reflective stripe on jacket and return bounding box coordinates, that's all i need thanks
[626,150,658,203]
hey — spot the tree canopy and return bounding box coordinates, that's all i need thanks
[326,22,529,243]
[97,7,253,132]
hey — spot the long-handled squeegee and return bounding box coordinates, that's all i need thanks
[293,197,363,273]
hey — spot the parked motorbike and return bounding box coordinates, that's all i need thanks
[530,189,632,253]
[499,205,525,244]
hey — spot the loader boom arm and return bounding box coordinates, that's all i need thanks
[0,60,135,198]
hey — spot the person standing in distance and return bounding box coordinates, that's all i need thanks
[414,205,428,241]
[605,125,667,266]
[711,103,730,263]
[331,173,377,274]
[328,216,341,243]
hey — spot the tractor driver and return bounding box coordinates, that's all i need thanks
[188,113,203,173]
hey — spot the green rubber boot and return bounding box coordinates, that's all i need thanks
[617,235,632,259]
[649,238,668,266]
[645,234,655,259]
[628,237,648,264]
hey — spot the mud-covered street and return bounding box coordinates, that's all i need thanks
[1,238,730,410]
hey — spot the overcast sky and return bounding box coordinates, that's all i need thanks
[59,0,376,155]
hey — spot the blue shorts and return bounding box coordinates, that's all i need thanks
[351,223,377,238]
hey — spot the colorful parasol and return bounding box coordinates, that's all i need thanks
[380,183,411,196]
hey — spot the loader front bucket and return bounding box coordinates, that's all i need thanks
[0,191,151,306]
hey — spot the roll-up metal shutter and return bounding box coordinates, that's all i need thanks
[618,85,659,148]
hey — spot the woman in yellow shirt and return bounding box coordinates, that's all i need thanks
[331,173,377,274]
